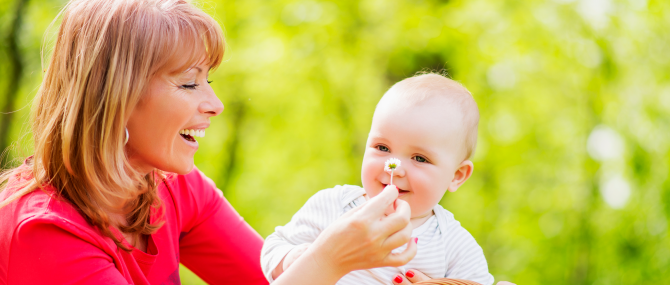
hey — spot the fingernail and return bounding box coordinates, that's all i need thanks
[413,237,418,244]
[394,274,403,283]
[406,270,415,278]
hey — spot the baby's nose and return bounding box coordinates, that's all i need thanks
[392,165,406,177]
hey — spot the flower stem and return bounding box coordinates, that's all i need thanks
[390,170,394,186]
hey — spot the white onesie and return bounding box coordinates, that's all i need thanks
[260,185,495,285]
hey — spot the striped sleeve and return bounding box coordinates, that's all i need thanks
[260,187,344,283]
[443,221,495,285]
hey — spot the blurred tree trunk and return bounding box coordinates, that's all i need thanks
[218,99,246,195]
[0,0,31,161]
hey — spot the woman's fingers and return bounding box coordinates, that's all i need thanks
[378,198,412,237]
[392,273,412,285]
[383,236,418,267]
[297,185,415,277]
[381,227,412,251]
[404,269,431,283]
[382,200,412,250]
[338,202,362,218]
[360,185,399,219]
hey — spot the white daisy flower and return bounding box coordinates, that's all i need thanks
[384,158,401,172]
[384,158,401,186]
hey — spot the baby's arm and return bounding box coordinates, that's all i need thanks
[260,188,344,282]
[262,232,306,280]
[264,240,311,279]
[277,243,310,276]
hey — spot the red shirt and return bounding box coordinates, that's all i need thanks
[0,167,269,285]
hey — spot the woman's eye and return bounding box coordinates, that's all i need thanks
[413,156,427,163]
[181,84,199,90]
[376,145,389,152]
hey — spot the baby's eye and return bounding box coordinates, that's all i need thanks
[376,145,390,152]
[413,156,427,163]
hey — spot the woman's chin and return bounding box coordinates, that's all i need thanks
[174,162,196,175]
[158,158,195,175]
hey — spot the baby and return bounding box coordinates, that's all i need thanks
[260,73,494,285]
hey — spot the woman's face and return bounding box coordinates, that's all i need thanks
[126,62,223,175]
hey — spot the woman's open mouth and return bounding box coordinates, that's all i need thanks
[179,129,205,143]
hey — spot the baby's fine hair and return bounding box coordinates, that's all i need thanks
[380,72,480,160]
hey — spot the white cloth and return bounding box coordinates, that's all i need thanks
[260,185,495,285]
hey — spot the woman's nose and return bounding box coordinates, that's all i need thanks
[199,88,224,116]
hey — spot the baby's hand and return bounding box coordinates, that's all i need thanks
[283,243,311,271]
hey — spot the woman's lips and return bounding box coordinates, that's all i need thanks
[179,133,199,149]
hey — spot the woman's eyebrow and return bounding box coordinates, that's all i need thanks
[182,66,202,73]
[182,66,204,74]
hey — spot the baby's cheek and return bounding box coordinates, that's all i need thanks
[410,191,441,217]
[364,188,382,199]
[361,176,382,198]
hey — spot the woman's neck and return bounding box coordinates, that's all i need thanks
[109,212,148,253]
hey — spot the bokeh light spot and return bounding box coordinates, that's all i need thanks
[587,125,625,161]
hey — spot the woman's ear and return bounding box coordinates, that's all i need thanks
[447,160,474,192]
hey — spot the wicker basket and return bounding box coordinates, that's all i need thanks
[414,278,482,285]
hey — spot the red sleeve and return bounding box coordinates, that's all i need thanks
[174,169,268,285]
[7,221,129,285]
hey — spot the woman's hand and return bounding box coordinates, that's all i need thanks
[310,184,418,274]
[391,269,517,285]
[392,269,431,284]
[273,185,418,285]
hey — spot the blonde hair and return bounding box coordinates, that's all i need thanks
[0,0,224,250]
[377,73,480,160]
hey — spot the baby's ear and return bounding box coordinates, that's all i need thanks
[447,160,474,192]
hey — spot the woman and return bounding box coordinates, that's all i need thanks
[0,0,426,284]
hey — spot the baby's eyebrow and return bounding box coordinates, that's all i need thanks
[367,133,388,141]
[410,145,438,159]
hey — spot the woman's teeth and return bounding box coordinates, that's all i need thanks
[179,129,206,138]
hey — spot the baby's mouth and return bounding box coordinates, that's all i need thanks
[383,184,410,194]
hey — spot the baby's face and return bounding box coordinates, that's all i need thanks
[361,96,467,218]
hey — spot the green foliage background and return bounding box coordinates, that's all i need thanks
[1,0,669,284]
